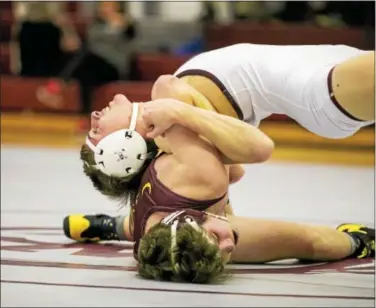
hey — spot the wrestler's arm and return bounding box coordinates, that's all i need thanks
[170,101,274,164]
[151,74,215,153]
[152,75,247,179]
[152,76,274,164]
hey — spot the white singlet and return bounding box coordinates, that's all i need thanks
[174,43,373,139]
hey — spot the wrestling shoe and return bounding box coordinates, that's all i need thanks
[336,223,375,258]
[63,214,120,242]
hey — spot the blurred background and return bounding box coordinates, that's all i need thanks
[0,1,374,166]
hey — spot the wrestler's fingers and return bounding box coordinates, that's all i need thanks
[141,108,155,127]
[146,126,164,139]
[140,109,158,137]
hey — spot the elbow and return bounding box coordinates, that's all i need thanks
[251,138,275,163]
[229,165,245,184]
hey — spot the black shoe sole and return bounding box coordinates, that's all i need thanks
[63,216,71,239]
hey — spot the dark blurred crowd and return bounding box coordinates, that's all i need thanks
[11,1,137,114]
[9,1,374,115]
[202,1,375,29]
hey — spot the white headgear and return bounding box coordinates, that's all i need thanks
[161,210,201,274]
[160,210,233,274]
[85,103,153,178]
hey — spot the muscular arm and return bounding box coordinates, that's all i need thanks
[152,75,274,164]
[170,102,274,164]
[152,76,246,182]
[152,75,214,157]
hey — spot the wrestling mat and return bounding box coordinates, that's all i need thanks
[1,146,374,307]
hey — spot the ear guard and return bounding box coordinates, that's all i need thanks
[85,103,154,178]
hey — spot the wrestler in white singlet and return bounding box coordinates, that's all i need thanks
[174,43,374,139]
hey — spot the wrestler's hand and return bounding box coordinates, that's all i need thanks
[142,99,186,139]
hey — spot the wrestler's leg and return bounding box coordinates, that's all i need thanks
[228,216,372,263]
[152,75,216,111]
[152,74,239,117]
[331,51,375,121]
[151,75,216,154]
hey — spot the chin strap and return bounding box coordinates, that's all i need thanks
[85,136,97,153]
[129,103,139,131]
[86,103,140,154]
[168,214,201,274]
[84,103,156,173]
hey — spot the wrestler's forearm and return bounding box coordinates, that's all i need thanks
[229,216,353,263]
[175,105,274,164]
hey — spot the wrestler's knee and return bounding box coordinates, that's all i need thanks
[152,75,172,97]
[152,75,182,99]
[154,74,176,86]
[153,75,179,90]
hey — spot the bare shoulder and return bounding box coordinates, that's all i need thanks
[154,145,228,201]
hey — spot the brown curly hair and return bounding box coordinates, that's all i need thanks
[137,223,226,284]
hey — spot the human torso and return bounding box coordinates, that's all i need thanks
[175,43,365,126]
[131,154,227,260]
